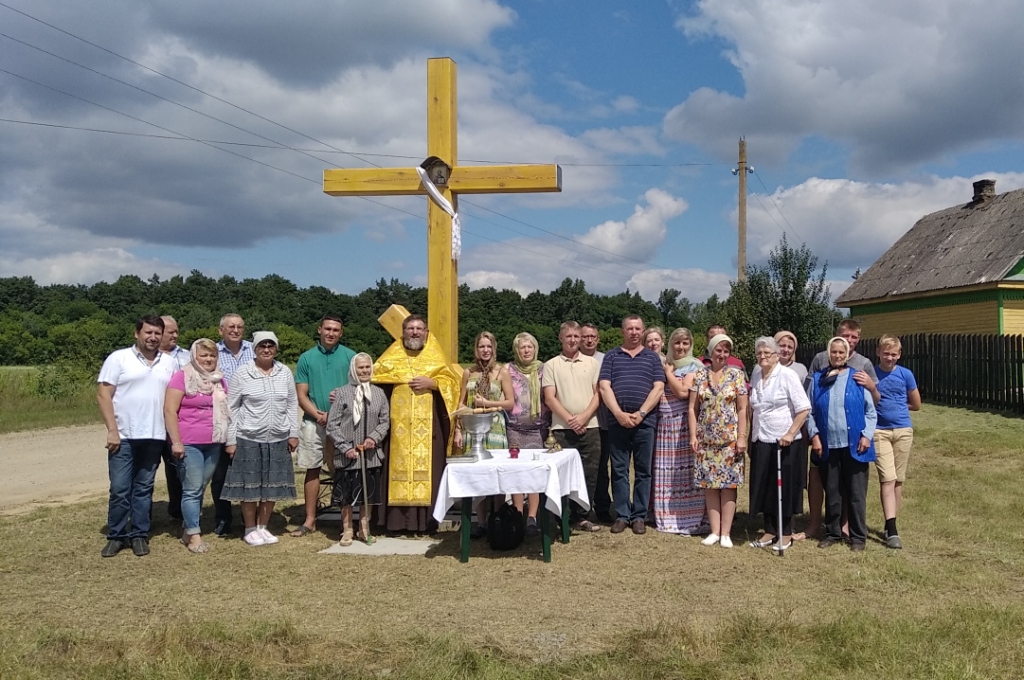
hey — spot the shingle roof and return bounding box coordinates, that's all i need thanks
[837,184,1024,305]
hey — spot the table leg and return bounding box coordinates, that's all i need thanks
[460,499,471,563]
[561,495,571,544]
[540,494,552,563]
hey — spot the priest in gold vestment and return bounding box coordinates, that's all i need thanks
[373,311,461,532]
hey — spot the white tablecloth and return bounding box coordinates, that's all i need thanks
[431,448,590,523]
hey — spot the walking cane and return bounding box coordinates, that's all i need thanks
[776,442,785,558]
[358,395,374,546]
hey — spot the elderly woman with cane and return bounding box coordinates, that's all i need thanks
[807,336,877,552]
[747,336,810,553]
[326,352,389,547]
[164,338,229,554]
[688,334,748,548]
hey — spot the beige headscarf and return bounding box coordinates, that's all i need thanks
[349,352,374,427]
[512,332,542,419]
[706,333,734,360]
[183,339,229,443]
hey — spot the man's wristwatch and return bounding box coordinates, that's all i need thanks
[639,409,647,418]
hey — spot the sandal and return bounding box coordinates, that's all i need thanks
[289,525,315,538]
[339,529,354,547]
[792,532,807,542]
[575,520,601,533]
[749,536,776,549]
[180,536,209,554]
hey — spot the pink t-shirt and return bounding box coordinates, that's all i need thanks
[168,371,228,445]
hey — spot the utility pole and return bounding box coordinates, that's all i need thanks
[733,138,753,283]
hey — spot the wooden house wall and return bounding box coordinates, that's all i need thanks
[854,300,998,337]
[1002,299,1024,334]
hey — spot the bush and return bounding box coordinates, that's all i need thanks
[35,360,97,400]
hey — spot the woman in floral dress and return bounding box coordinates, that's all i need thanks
[688,334,748,548]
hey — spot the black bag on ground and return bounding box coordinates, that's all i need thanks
[487,502,525,550]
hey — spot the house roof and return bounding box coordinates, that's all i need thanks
[837,182,1024,306]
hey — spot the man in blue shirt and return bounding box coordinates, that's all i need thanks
[874,335,920,549]
[598,315,665,535]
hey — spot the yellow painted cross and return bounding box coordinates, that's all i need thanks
[323,57,562,361]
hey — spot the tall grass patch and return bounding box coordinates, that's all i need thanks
[0,364,98,433]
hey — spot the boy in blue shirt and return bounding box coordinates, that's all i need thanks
[874,335,921,549]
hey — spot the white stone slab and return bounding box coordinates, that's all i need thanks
[318,536,440,556]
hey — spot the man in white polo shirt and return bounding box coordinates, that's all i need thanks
[97,315,177,557]
[543,321,602,533]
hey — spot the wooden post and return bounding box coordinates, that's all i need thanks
[738,138,748,283]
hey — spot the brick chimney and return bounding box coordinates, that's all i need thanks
[973,179,996,203]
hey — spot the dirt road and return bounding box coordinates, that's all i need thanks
[0,424,110,514]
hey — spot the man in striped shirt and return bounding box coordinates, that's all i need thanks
[211,313,255,536]
[598,315,665,535]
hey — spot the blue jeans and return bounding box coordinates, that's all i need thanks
[608,423,656,523]
[175,444,222,535]
[107,438,163,541]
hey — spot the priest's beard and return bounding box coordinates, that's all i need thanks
[403,337,425,351]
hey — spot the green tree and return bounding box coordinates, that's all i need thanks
[725,235,839,364]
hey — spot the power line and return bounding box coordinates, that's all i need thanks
[0,0,382,169]
[0,5,725,293]
[0,66,319,186]
[751,169,806,244]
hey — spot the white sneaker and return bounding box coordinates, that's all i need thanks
[701,533,720,546]
[258,529,279,544]
[719,536,734,549]
[243,530,266,546]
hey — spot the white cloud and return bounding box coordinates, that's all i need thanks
[576,188,687,262]
[0,248,184,285]
[666,0,1024,172]
[580,126,664,156]
[745,172,1024,270]
[458,187,719,299]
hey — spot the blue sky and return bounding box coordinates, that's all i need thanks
[3,0,1024,307]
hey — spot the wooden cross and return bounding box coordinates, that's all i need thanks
[324,57,562,361]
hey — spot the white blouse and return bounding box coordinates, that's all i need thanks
[749,363,810,443]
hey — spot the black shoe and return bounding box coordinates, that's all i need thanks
[525,517,540,537]
[130,537,150,557]
[101,539,126,558]
[610,519,628,534]
[213,520,232,536]
[850,541,866,552]
[470,525,487,540]
[817,537,839,549]
[886,534,903,549]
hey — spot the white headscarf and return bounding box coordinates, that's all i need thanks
[349,352,374,427]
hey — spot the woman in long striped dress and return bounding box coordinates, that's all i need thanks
[653,328,708,535]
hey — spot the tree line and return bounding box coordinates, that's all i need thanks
[0,237,841,369]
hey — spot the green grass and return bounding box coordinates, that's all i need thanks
[2,404,1024,678]
[0,365,99,434]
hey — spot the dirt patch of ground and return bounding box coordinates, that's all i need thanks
[0,424,109,515]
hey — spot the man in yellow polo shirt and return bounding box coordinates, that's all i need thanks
[542,321,602,533]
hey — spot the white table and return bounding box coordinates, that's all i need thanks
[432,448,590,562]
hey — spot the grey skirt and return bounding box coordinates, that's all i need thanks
[220,437,297,502]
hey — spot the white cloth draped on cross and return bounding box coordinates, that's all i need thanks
[415,166,461,261]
